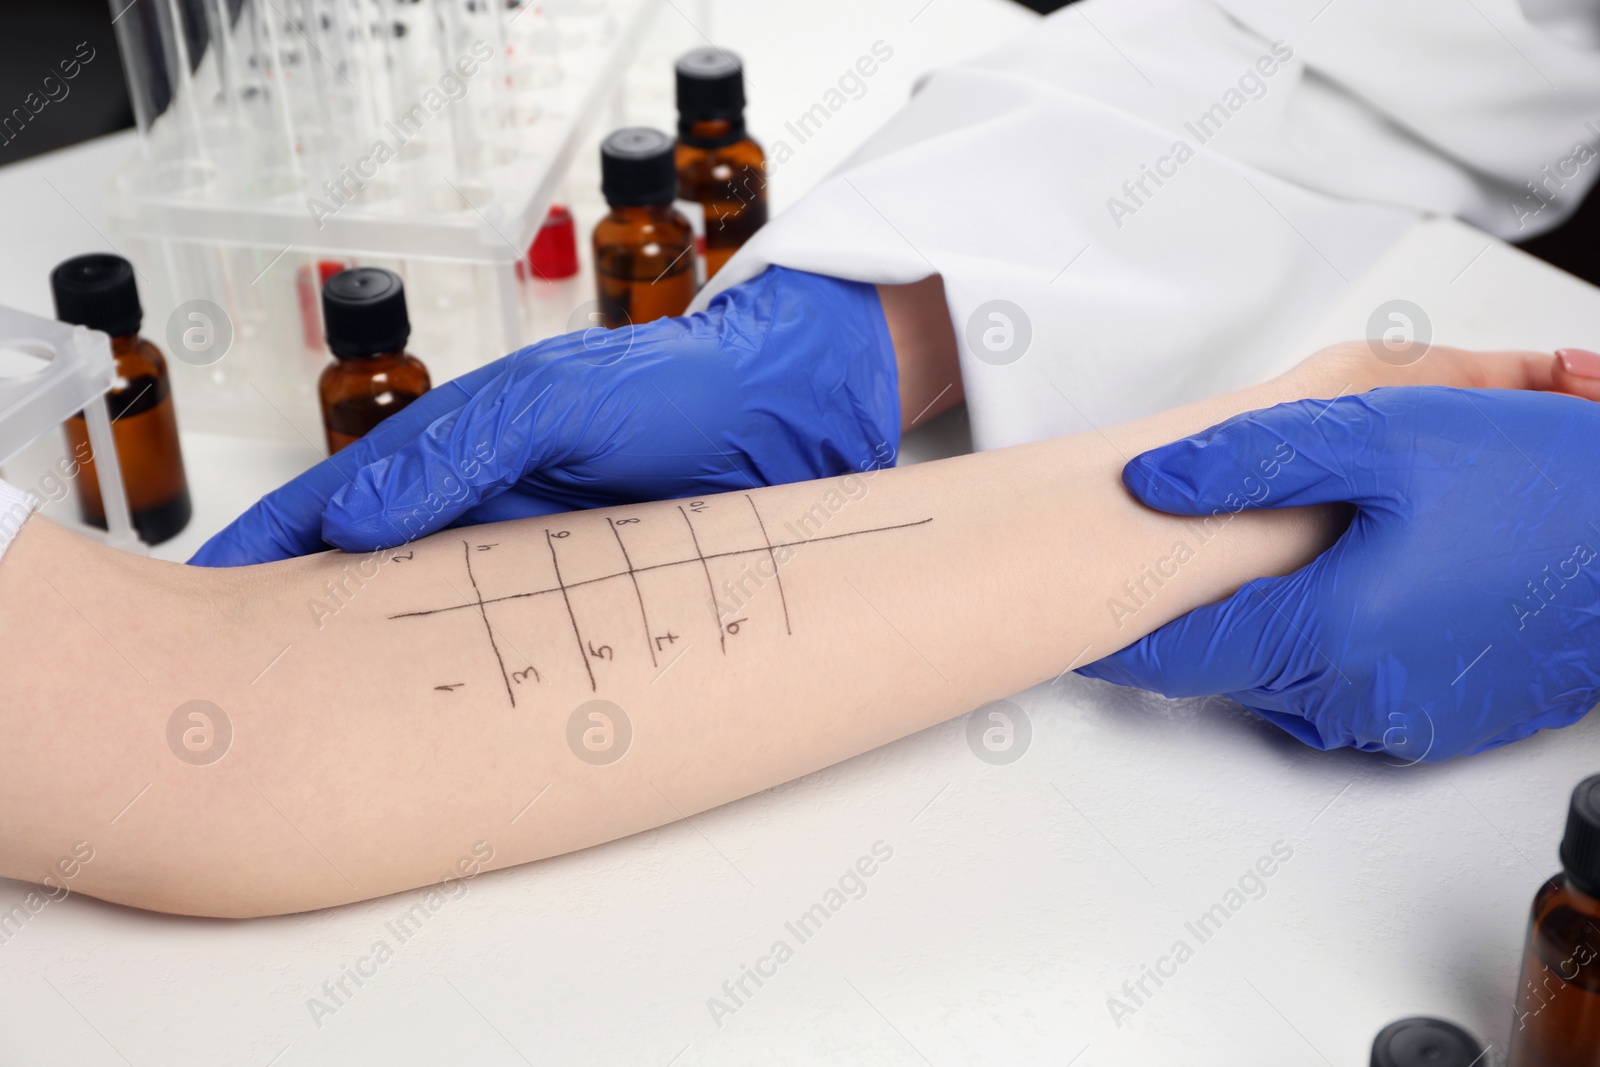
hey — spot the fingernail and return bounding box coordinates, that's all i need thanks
[1558,348,1600,379]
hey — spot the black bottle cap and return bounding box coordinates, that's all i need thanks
[51,253,143,337]
[1560,773,1600,897]
[322,267,410,359]
[1369,1017,1482,1067]
[676,48,746,144]
[600,128,678,206]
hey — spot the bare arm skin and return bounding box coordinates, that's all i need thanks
[880,277,964,430]
[879,280,1600,432]
[0,344,1569,917]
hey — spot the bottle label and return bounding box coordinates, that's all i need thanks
[674,198,707,288]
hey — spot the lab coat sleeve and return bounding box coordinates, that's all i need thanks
[0,479,39,565]
[692,0,1600,452]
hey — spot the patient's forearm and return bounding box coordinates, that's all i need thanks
[0,346,1546,916]
[0,369,1331,916]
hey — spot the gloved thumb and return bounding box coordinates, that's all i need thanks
[1123,393,1401,518]
[320,352,560,551]
[1081,574,1289,695]
[188,365,495,565]
[1078,571,1338,749]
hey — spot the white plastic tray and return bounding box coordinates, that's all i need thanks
[0,304,139,551]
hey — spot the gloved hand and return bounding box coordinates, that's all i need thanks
[1079,386,1600,762]
[191,266,899,565]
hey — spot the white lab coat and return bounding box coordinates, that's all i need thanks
[692,0,1600,450]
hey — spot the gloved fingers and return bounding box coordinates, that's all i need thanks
[1238,704,1334,751]
[1471,702,1594,756]
[188,477,339,566]
[1121,393,1403,517]
[188,437,392,566]
[188,373,485,565]
[321,356,565,551]
[1076,575,1304,698]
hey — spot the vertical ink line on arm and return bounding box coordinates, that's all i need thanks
[745,494,792,636]
[462,540,517,708]
[678,505,726,654]
[607,517,658,667]
[545,529,598,690]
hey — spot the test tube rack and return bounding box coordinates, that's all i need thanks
[0,305,140,553]
[103,0,660,447]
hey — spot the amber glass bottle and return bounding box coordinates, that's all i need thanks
[1510,774,1600,1066]
[674,48,767,281]
[318,268,431,455]
[593,128,697,330]
[51,254,191,545]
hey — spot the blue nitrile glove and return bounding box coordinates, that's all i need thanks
[1078,386,1600,762]
[191,266,899,565]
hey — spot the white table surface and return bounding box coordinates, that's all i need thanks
[3,3,1599,1065]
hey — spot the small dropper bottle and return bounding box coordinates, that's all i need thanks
[318,268,431,455]
[50,253,192,545]
[674,48,767,282]
[593,128,697,330]
[1509,773,1600,1065]
[1369,1016,1483,1067]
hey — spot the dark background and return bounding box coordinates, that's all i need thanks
[2,0,1594,284]
[0,0,133,167]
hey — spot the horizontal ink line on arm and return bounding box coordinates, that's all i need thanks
[387,518,936,619]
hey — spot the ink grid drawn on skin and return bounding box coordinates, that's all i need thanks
[388,492,933,707]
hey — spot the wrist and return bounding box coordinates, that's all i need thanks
[878,276,963,431]
[1270,342,1377,403]
[1272,340,1562,400]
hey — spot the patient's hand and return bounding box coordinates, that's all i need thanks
[1279,340,1600,401]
